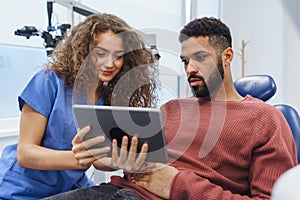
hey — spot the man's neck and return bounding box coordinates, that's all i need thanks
[207,82,244,102]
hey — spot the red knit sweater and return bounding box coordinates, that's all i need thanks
[110,95,297,199]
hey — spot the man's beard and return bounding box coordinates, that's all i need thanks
[188,59,224,98]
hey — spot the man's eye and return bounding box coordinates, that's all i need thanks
[195,55,204,61]
[181,58,189,65]
[196,56,202,60]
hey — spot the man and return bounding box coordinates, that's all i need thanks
[44,17,297,200]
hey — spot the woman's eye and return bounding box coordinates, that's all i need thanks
[115,55,124,60]
[96,52,106,57]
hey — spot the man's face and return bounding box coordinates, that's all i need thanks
[180,36,224,98]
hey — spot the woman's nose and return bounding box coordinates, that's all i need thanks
[104,56,114,68]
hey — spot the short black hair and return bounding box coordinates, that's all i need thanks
[179,17,232,53]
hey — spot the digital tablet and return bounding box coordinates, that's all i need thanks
[72,104,168,163]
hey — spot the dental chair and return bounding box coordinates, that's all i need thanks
[234,74,277,102]
[234,74,300,163]
[271,103,300,197]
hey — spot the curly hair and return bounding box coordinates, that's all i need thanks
[179,17,232,55]
[46,13,158,107]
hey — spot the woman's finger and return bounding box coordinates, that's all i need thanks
[87,146,110,159]
[82,136,106,149]
[72,126,91,145]
[73,149,93,159]
[78,125,91,140]
[76,157,95,168]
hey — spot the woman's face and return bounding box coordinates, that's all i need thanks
[90,30,125,83]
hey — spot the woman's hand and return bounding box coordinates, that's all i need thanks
[72,125,110,169]
[111,136,148,172]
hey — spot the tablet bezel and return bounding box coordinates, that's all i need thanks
[72,104,168,163]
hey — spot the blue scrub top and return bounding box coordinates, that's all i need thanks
[0,69,103,199]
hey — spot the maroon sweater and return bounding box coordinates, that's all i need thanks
[110,95,297,199]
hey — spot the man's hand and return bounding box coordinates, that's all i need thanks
[132,163,179,199]
[111,136,148,172]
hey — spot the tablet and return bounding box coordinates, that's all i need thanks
[72,104,168,163]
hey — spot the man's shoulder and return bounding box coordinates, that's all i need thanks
[241,95,286,125]
[243,95,278,112]
[161,97,198,108]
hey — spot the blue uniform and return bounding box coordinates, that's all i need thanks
[0,69,102,199]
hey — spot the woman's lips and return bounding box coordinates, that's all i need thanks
[101,70,114,76]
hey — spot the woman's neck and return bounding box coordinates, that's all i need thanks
[86,80,103,104]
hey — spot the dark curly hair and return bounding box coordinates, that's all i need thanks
[179,17,232,55]
[46,13,158,107]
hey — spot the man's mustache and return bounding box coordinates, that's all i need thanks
[187,74,204,83]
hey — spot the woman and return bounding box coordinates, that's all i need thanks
[0,13,158,200]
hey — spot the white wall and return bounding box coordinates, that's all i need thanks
[0,45,46,118]
[281,0,300,112]
[0,118,19,154]
[221,0,284,105]
[221,0,300,112]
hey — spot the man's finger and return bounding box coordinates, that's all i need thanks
[119,136,129,165]
[111,139,119,168]
[127,136,138,164]
[133,143,148,171]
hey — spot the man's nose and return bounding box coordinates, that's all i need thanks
[185,60,198,74]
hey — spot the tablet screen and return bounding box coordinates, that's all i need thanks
[72,104,168,163]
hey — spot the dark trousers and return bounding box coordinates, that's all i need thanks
[42,183,143,200]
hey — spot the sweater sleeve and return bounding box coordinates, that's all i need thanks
[248,107,297,196]
[171,170,269,200]
[169,107,297,200]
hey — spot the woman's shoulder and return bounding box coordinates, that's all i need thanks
[21,68,66,99]
[31,68,65,85]
[34,68,58,78]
